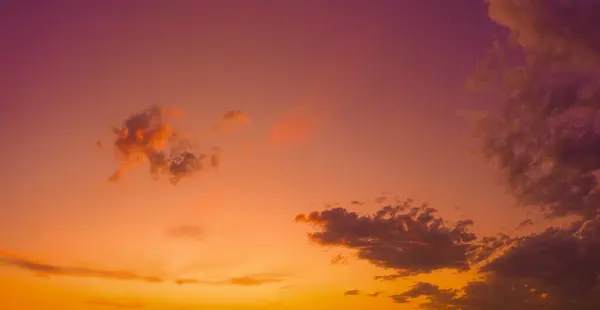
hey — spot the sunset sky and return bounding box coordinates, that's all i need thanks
[0,1,582,309]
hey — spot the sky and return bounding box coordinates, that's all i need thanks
[3,0,599,309]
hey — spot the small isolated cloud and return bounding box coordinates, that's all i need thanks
[295,199,480,277]
[516,218,534,230]
[167,225,204,241]
[330,253,348,265]
[344,289,361,296]
[105,106,247,185]
[86,299,145,309]
[0,251,163,283]
[367,291,384,297]
[212,110,250,133]
[269,104,325,144]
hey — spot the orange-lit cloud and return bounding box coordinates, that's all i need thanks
[167,225,204,241]
[174,273,290,286]
[269,104,326,144]
[106,106,247,185]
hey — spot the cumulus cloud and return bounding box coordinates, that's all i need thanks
[420,3,600,306]
[105,106,247,185]
[471,0,600,220]
[295,200,491,278]
[481,218,600,296]
[486,0,600,69]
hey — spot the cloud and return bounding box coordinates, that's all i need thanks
[174,278,200,285]
[344,289,360,296]
[486,0,600,69]
[167,225,204,241]
[516,218,534,229]
[0,250,291,290]
[390,282,446,304]
[175,273,289,286]
[330,253,348,265]
[105,106,246,185]
[366,291,384,297]
[296,200,484,278]
[403,218,600,309]
[0,251,163,283]
[86,299,145,309]
[472,1,600,220]
[481,218,600,296]
[212,110,250,133]
[225,273,288,286]
[269,105,325,144]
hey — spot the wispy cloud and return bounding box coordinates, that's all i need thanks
[167,225,204,241]
[269,104,326,144]
[0,251,163,283]
[0,250,288,288]
[175,273,290,286]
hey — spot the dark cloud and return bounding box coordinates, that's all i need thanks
[106,106,247,185]
[343,289,360,296]
[0,252,163,283]
[296,200,489,278]
[330,253,348,265]
[86,299,145,309]
[167,225,204,241]
[471,1,600,220]
[366,291,384,297]
[516,218,534,229]
[390,282,445,304]
[482,218,600,296]
[213,110,250,133]
[407,277,551,310]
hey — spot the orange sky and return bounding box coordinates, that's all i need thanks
[0,1,543,309]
